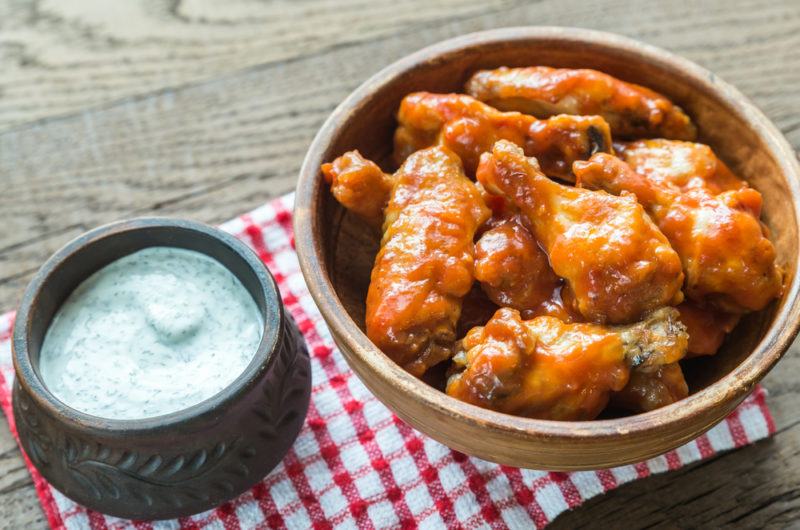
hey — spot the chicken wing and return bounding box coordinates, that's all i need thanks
[573,152,783,313]
[365,146,490,376]
[446,307,688,420]
[477,140,684,324]
[321,150,395,227]
[474,216,561,313]
[611,362,689,413]
[465,66,696,140]
[394,92,612,178]
[616,139,745,194]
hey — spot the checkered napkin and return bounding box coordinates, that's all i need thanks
[0,193,776,529]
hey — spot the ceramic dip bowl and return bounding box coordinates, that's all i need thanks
[12,218,311,519]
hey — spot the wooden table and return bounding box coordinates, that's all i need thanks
[1,0,798,527]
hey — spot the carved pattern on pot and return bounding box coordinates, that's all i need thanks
[62,437,239,508]
[13,382,53,469]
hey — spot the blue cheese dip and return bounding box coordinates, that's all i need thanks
[39,247,263,420]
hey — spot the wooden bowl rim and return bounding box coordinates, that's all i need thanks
[295,26,800,442]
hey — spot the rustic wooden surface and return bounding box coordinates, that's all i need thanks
[0,0,798,528]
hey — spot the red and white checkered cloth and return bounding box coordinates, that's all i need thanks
[0,194,776,529]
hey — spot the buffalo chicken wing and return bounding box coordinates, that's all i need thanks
[573,151,782,313]
[394,92,612,179]
[446,307,688,420]
[477,140,684,324]
[616,139,745,194]
[465,67,696,140]
[365,146,490,376]
[321,150,395,227]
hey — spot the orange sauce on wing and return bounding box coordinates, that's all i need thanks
[447,308,630,421]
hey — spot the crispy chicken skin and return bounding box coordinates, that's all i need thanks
[321,150,395,227]
[611,362,689,413]
[366,146,490,377]
[394,92,612,178]
[477,140,684,324]
[446,307,688,420]
[465,67,696,140]
[474,216,560,314]
[574,151,783,313]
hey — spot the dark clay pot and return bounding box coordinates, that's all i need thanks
[12,218,311,520]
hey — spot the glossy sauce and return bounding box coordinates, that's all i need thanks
[320,65,781,420]
[477,140,684,324]
[474,217,560,312]
[394,92,612,178]
[365,146,489,376]
[575,147,783,313]
[465,66,697,140]
[39,247,263,420]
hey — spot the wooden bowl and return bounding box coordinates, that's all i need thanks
[294,27,800,469]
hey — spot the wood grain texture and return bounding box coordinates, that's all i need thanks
[0,0,799,527]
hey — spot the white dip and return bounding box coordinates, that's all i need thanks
[39,247,263,420]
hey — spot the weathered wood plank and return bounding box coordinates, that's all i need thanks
[0,0,512,130]
[1,0,799,133]
[0,0,799,528]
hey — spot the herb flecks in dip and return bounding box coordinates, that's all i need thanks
[39,247,263,420]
